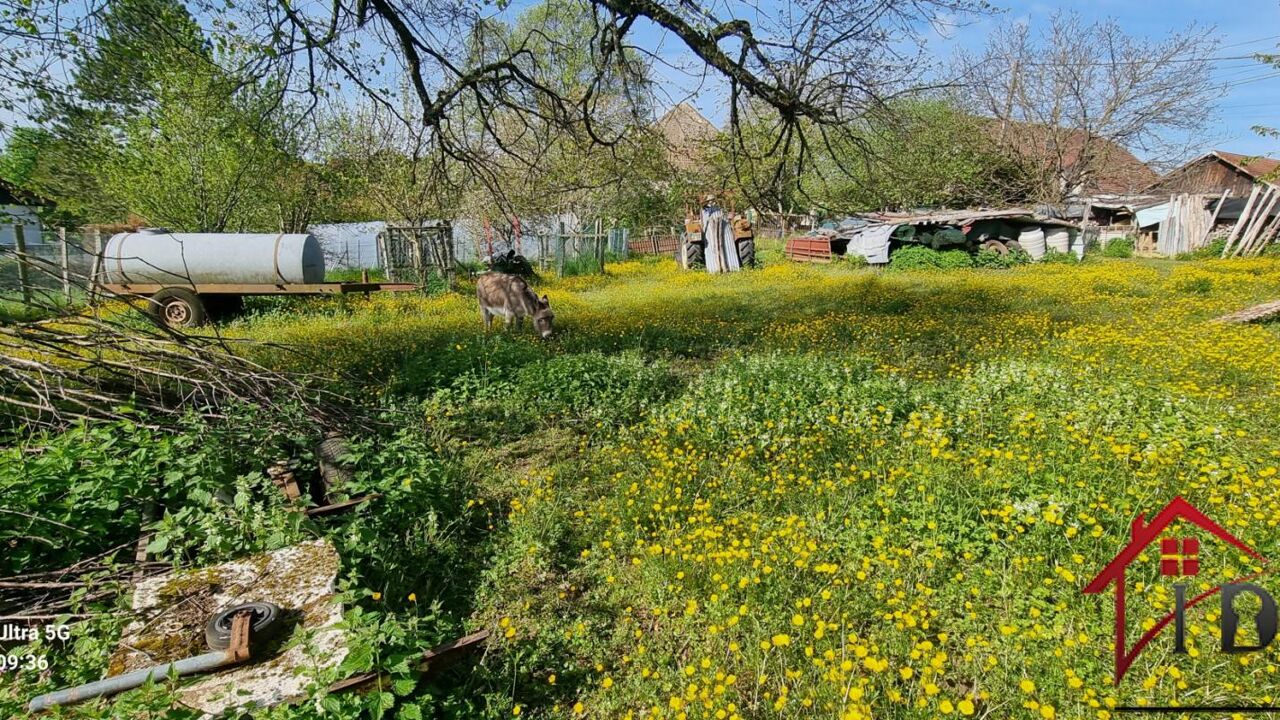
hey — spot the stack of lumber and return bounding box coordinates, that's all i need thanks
[1157,193,1214,256]
[1222,183,1280,257]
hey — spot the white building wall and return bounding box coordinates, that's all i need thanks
[0,205,44,246]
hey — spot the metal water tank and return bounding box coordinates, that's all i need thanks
[102,229,325,285]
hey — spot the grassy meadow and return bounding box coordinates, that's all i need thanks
[6,253,1280,718]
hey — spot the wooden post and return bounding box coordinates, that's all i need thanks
[59,227,71,304]
[595,219,605,273]
[376,230,394,282]
[86,228,103,304]
[1224,185,1262,257]
[13,224,31,305]
[556,221,566,277]
[1235,187,1277,257]
[1241,188,1280,257]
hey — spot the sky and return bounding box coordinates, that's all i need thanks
[657,0,1280,163]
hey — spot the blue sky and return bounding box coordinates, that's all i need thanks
[659,0,1280,162]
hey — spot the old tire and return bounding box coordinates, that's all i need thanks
[980,240,1009,256]
[685,240,705,268]
[149,288,207,328]
[205,602,284,650]
[736,238,757,268]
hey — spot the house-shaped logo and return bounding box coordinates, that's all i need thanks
[1083,496,1268,684]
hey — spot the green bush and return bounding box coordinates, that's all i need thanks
[1175,237,1227,260]
[974,246,1032,269]
[1102,236,1135,258]
[888,244,970,271]
[1040,249,1078,264]
[840,253,870,268]
[937,249,975,269]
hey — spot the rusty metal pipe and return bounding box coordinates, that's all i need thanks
[29,608,259,713]
[28,648,238,712]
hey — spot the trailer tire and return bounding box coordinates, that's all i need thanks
[980,240,1009,256]
[149,288,207,328]
[205,602,284,650]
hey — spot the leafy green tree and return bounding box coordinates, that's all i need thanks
[102,71,295,231]
[803,100,1026,212]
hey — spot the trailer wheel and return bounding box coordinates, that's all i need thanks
[149,288,207,328]
[980,240,1009,256]
[205,602,284,650]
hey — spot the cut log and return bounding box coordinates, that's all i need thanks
[1214,299,1280,324]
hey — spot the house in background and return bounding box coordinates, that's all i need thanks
[0,179,45,247]
[653,103,720,173]
[1148,150,1280,197]
[1133,151,1280,254]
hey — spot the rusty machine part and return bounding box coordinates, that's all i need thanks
[28,603,283,713]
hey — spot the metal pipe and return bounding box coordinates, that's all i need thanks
[28,649,234,712]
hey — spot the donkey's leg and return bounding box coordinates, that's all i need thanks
[482,308,493,332]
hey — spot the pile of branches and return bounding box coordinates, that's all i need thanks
[0,541,179,622]
[0,245,367,433]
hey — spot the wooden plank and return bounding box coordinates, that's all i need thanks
[87,229,103,304]
[13,224,31,304]
[328,629,490,694]
[1214,299,1280,324]
[59,227,71,304]
[305,493,381,517]
[1238,188,1280,257]
[1224,184,1262,257]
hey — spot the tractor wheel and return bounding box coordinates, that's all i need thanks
[980,240,1009,256]
[205,602,285,650]
[148,288,207,328]
[736,238,757,268]
[685,240,706,268]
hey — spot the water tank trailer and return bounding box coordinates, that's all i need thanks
[99,229,416,327]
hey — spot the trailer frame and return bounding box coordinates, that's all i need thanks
[100,281,419,327]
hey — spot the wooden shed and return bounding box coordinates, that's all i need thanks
[1148,150,1280,197]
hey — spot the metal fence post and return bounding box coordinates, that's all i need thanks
[13,224,31,305]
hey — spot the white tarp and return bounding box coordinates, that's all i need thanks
[1136,203,1169,229]
[844,224,895,264]
[701,207,740,273]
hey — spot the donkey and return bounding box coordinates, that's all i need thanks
[476,272,555,338]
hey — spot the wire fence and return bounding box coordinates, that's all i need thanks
[0,227,101,305]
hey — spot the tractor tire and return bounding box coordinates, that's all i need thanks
[205,602,285,650]
[685,240,706,268]
[148,288,207,328]
[980,240,1009,256]
[736,238,757,268]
